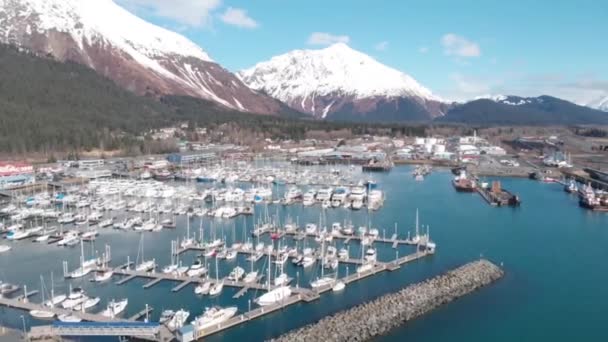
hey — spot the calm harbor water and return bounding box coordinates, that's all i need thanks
[1,165,608,341]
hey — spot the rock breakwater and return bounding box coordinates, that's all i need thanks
[270,259,504,342]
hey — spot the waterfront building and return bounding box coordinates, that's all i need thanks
[167,151,216,164]
[0,162,35,189]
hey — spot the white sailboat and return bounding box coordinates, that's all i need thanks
[256,286,292,306]
[310,238,335,289]
[135,234,155,272]
[44,272,66,307]
[209,257,223,296]
[69,240,94,279]
[243,256,259,283]
[30,275,55,319]
[194,280,211,295]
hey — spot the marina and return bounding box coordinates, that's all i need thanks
[1,162,608,342]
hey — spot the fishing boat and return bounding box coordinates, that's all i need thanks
[167,309,190,330]
[159,310,175,324]
[0,245,11,253]
[101,298,128,318]
[228,266,245,281]
[186,259,207,277]
[191,306,238,331]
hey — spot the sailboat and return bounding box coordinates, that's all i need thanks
[356,244,373,274]
[332,267,346,292]
[255,246,292,306]
[44,272,66,307]
[243,255,259,283]
[135,234,156,272]
[194,280,211,295]
[30,275,55,319]
[69,240,94,279]
[310,237,335,289]
[209,256,223,296]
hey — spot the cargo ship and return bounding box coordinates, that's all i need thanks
[453,171,476,192]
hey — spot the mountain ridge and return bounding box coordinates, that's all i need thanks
[0,0,286,114]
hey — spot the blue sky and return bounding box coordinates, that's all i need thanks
[117,0,608,103]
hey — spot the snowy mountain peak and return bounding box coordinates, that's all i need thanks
[0,0,213,61]
[0,0,284,114]
[239,43,440,103]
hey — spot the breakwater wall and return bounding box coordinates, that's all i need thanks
[270,259,504,342]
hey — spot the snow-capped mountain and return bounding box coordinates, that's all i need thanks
[587,96,608,112]
[238,43,448,121]
[0,0,283,114]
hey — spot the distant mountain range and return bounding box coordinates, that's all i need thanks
[438,95,608,125]
[0,0,606,126]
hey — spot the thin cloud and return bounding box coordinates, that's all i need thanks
[307,32,350,46]
[118,0,221,27]
[441,33,481,57]
[220,7,259,29]
[375,41,389,51]
[418,46,429,54]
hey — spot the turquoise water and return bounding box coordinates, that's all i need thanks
[1,166,608,341]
